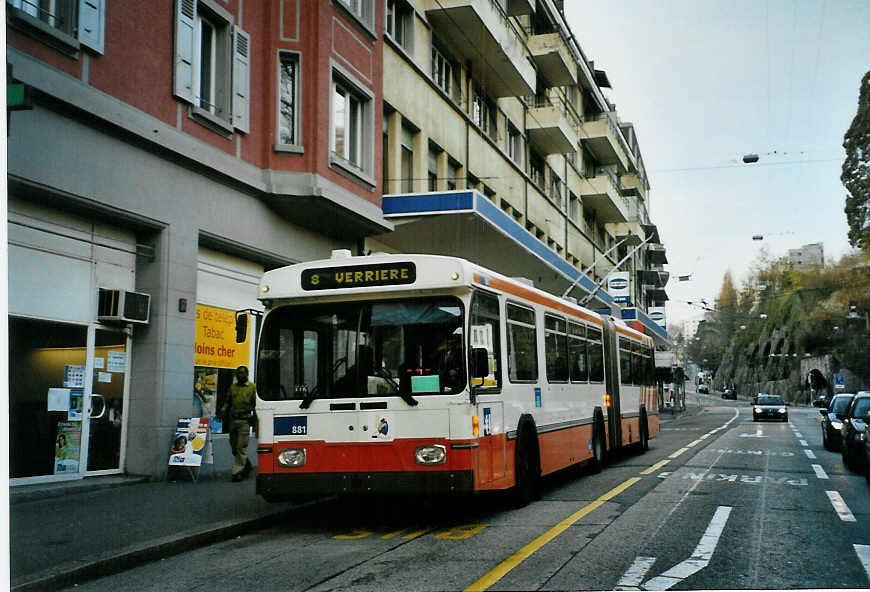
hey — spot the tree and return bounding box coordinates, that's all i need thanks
[715,271,739,344]
[842,70,870,251]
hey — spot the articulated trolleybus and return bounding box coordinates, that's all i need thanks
[253,251,658,503]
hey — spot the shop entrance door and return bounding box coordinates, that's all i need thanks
[86,329,130,473]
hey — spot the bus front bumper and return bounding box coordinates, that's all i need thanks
[257,470,475,499]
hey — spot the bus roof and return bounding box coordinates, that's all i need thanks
[259,252,652,344]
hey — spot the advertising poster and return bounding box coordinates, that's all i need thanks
[168,417,209,467]
[194,305,249,369]
[54,422,82,474]
[194,305,250,431]
[68,388,83,421]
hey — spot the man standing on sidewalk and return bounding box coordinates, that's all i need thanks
[221,365,257,482]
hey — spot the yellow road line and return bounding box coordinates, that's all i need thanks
[640,459,671,475]
[464,478,641,592]
[669,447,689,458]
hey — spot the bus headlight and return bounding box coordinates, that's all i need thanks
[277,448,306,467]
[415,445,447,465]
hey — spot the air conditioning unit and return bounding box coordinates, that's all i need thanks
[97,289,151,324]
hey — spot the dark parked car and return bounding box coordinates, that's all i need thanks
[820,393,854,451]
[721,386,736,400]
[840,392,870,472]
[753,394,788,422]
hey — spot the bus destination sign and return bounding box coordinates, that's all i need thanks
[301,262,416,290]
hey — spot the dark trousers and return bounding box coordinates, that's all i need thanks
[229,419,252,476]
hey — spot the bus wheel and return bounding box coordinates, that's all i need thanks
[639,409,649,453]
[589,410,606,474]
[512,423,540,507]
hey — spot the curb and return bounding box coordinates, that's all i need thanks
[11,503,312,592]
[11,476,152,504]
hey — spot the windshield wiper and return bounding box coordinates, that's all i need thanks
[399,392,419,406]
[298,384,318,409]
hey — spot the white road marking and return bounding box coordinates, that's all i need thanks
[799,439,808,447]
[794,432,803,438]
[854,545,870,581]
[616,556,657,590]
[641,506,733,590]
[803,449,816,459]
[826,491,856,522]
[812,464,829,479]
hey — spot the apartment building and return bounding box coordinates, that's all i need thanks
[788,242,824,268]
[6,0,390,483]
[369,0,668,333]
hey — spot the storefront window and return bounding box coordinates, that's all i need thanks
[9,317,88,478]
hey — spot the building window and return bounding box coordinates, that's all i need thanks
[386,0,413,51]
[428,148,439,192]
[569,192,579,222]
[277,52,300,147]
[549,173,562,208]
[330,70,373,179]
[337,0,373,27]
[447,160,459,190]
[507,123,523,167]
[8,0,105,53]
[431,46,453,96]
[472,85,496,139]
[529,150,545,189]
[400,125,414,193]
[173,1,249,133]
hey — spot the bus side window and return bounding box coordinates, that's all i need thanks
[568,322,587,383]
[506,302,538,382]
[587,327,604,383]
[544,315,568,383]
[470,290,501,389]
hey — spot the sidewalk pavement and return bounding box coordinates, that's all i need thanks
[10,472,300,592]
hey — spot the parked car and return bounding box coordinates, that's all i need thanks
[698,383,709,394]
[721,386,736,400]
[840,392,870,472]
[753,394,788,422]
[819,393,854,451]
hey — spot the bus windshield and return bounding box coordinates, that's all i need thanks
[257,297,466,401]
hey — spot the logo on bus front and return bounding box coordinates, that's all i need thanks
[301,263,417,291]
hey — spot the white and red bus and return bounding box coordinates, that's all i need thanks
[252,251,658,503]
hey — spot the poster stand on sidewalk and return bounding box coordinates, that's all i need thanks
[167,417,210,483]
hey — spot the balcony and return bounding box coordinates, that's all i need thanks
[527,32,576,87]
[526,94,579,155]
[425,0,536,98]
[580,112,636,173]
[620,172,647,201]
[647,243,668,265]
[505,0,534,16]
[579,167,629,223]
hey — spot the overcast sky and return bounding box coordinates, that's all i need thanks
[565,0,870,328]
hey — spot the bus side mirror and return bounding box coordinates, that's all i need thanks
[471,347,489,379]
[235,313,248,343]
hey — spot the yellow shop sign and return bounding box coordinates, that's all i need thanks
[194,304,249,369]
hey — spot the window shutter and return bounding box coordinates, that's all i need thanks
[232,26,251,133]
[78,0,105,54]
[173,0,196,104]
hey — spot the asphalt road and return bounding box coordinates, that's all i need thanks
[64,393,870,591]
